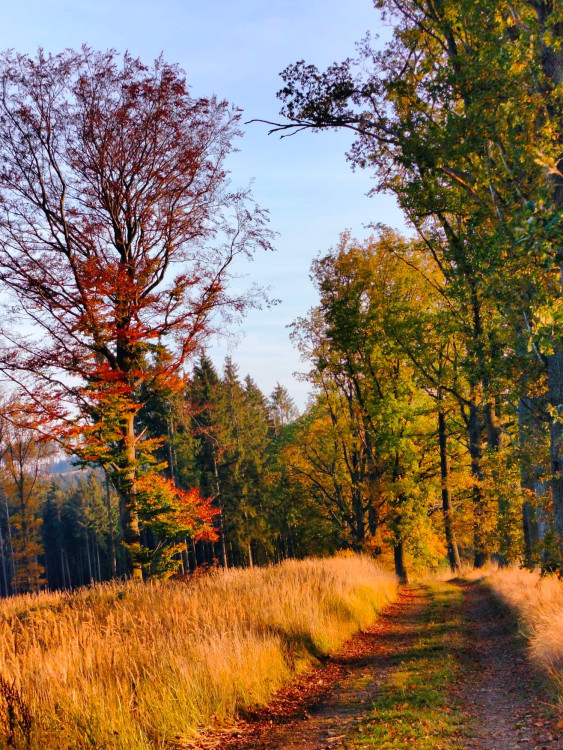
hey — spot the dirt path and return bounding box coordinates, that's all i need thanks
[195,586,426,750]
[457,580,560,749]
[193,582,561,750]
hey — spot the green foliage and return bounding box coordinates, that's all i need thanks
[40,471,121,588]
[275,0,563,570]
[3,0,562,585]
[289,234,459,571]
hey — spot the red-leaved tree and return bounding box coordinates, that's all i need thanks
[0,48,273,578]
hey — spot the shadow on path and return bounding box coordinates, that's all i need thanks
[456,579,561,749]
[190,581,561,750]
[199,586,425,750]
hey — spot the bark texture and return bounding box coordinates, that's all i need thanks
[438,408,461,571]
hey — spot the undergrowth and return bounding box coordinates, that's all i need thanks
[485,566,563,703]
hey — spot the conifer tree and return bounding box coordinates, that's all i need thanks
[268,384,299,437]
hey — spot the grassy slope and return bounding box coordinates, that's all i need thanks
[0,556,397,749]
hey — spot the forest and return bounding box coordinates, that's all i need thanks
[0,0,561,590]
[0,1,559,748]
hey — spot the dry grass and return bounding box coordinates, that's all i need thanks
[486,566,563,697]
[0,555,397,749]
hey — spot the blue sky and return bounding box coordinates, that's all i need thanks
[0,0,404,408]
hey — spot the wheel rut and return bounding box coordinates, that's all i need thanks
[456,580,561,749]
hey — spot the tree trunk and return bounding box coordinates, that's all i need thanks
[468,401,490,567]
[352,486,365,550]
[522,502,539,565]
[290,527,299,558]
[368,504,378,536]
[104,471,118,579]
[64,555,72,589]
[17,479,29,592]
[484,389,502,451]
[548,350,563,564]
[438,407,461,572]
[78,547,84,586]
[0,525,9,597]
[182,539,189,574]
[393,541,408,583]
[218,511,228,569]
[96,542,102,582]
[4,498,15,595]
[122,412,143,580]
[517,396,542,564]
[85,531,94,584]
[167,414,177,482]
[533,0,563,568]
[212,457,228,569]
[206,541,214,565]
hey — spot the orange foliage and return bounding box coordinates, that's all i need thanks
[135,474,218,543]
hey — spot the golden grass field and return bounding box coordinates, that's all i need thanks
[0,555,397,749]
[486,566,563,700]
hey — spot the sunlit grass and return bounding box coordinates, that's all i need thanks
[0,555,397,749]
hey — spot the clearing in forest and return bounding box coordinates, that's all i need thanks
[208,581,561,750]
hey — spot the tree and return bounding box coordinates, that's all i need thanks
[264,417,335,560]
[525,1,563,566]
[268,383,299,437]
[187,355,226,565]
[213,361,271,566]
[269,0,562,566]
[0,420,50,593]
[291,234,451,579]
[281,402,367,550]
[66,473,113,584]
[0,48,273,577]
[42,480,70,590]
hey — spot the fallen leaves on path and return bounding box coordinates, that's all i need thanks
[184,583,561,750]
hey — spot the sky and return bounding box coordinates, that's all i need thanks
[0,0,405,409]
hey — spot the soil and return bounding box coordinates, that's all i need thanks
[457,580,561,749]
[189,582,562,750]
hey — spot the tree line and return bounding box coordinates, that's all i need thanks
[259,0,563,579]
[0,0,560,587]
[0,361,339,593]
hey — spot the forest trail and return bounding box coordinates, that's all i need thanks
[200,581,562,750]
[458,579,560,749]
